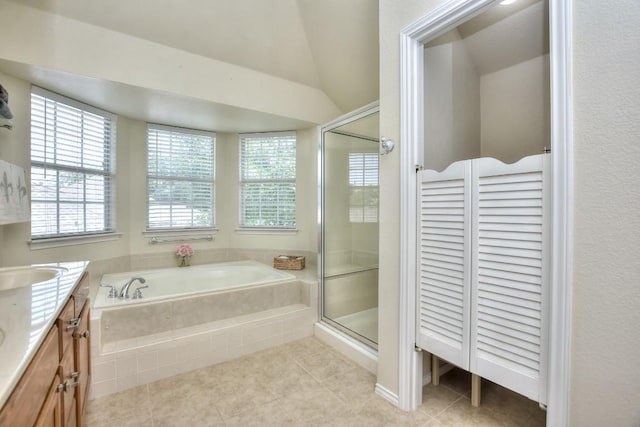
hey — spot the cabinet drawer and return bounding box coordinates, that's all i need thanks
[57,298,77,359]
[0,325,60,427]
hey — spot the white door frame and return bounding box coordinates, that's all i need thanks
[397,1,573,426]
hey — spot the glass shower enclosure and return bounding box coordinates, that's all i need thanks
[319,103,379,348]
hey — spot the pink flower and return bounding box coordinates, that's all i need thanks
[176,244,194,257]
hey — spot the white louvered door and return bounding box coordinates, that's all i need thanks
[416,154,549,404]
[470,154,549,403]
[416,160,471,369]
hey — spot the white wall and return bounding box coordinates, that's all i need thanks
[382,0,640,424]
[0,72,319,268]
[423,30,481,171]
[379,0,450,398]
[571,1,640,425]
[481,54,549,163]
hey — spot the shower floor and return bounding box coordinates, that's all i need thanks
[334,307,378,343]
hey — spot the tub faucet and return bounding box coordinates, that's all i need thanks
[119,277,146,299]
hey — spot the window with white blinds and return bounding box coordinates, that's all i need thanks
[349,152,378,223]
[147,124,216,230]
[239,132,296,228]
[30,87,116,239]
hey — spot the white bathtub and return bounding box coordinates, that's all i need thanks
[94,260,295,309]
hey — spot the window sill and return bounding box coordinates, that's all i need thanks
[30,232,123,250]
[235,228,298,235]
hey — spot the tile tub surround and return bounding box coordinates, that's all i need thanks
[87,337,546,426]
[90,279,318,399]
[97,279,310,343]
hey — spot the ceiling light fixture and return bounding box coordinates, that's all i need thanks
[500,0,518,5]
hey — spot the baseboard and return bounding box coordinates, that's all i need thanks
[375,383,399,406]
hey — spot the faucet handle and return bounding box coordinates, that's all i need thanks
[132,285,149,300]
[99,284,119,298]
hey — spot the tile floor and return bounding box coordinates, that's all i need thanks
[86,337,546,426]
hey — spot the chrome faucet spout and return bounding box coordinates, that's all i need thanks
[119,277,146,299]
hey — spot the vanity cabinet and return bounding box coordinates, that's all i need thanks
[0,271,91,427]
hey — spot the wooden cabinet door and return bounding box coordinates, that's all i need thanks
[0,326,60,427]
[35,374,62,427]
[73,302,91,426]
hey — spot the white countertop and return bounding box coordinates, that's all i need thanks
[0,261,89,408]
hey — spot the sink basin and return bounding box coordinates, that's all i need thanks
[0,266,66,291]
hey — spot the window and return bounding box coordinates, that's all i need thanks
[349,152,378,223]
[147,124,216,230]
[239,132,296,228]
[30,87,116,238]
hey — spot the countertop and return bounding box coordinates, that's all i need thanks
[0,261,89,408]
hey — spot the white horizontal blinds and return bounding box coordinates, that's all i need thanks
[30,87,116,238]
[147,125,215,230]
[416,160,471,368]
[470,154,549,403]
[240,132,296,228]
[349,152,379,223]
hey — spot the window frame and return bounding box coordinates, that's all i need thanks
[29,86,117,241]
[238,131,297,230]
[146,123,217,232]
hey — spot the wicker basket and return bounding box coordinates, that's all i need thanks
[273,255,305,270]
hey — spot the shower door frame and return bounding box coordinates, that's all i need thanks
[318,101,380,350]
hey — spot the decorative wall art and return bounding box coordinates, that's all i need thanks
[0,160,29,225]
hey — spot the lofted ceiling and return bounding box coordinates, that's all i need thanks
[426,0,548,76]
[0,0,379,132]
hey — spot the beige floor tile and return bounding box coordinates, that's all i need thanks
[215,381,279,419]
[433,397,508,427]
[419,383,466,418]
[295,348,358,381]
[280,388,352,425]
[151,394,225,427]
[224,400,298,427]
[340,394,435,427]
[322,367,376,407]
[86,338,542,427]
[258,361,326,398]
[85,384,152,426]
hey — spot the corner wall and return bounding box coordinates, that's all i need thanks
[570,1,640,425]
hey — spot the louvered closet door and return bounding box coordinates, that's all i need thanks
[470,154,549,404]
[416,161,472,369]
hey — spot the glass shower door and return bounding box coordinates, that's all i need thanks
[320,107,379,347]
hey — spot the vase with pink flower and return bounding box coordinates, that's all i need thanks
[176,244,194,267]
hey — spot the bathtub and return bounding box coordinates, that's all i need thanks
[95,260,295,308]
[90,259,317,399]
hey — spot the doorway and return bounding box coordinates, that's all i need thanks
[398,1,573,425]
